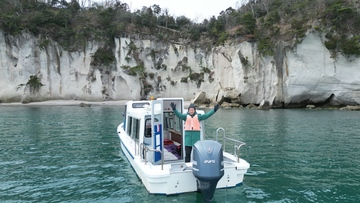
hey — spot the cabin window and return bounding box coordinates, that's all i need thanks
[164,112,172,130]
[144,116,160,138]
[126,116,140,140]
[126,117,132,136]
[144,118,151,138]
[163,112,173,130]
[164,112,182,132]
[131,118,140,140]
[132,102,150,108]
[175,116,182,132]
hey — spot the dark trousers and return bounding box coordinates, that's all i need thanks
[185,146,192,162]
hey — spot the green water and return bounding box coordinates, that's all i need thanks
[0,106,359,203]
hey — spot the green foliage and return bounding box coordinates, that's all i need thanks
[39,39,51,50]
[339,36,360,56]
[125,56,132,63]
[1,14,23,35]
[324,32,337,51]
[189,72,204,88]
[1,0,360,58]
[206,16,228,44]
[133,7,157,30]
[290,18,307,39]
[240,56,249,66]
[161,64,167,70]
[166,76,176,86]
[200,66,214,83]
[149,73,155,79]
[153,56,164,70]
[149,49,156,59]
[270,0,283,10]
[324,40,337,51]
[201,67,211,74]
[91,47,116,67]
[189,72,200,80]
[154,61,167,72]
[173,46,179,55]
[217,32,229,45]
[121,65,145,76]
[181,65,191,72]
[142,80,153,96]
[176,16,191,27]
[189,26,201,41]
[157,14,178,29]
[180,77,188,83]
[286,1,308,15]
[324,0,356,30]
[98,8,119,39]
[325,30,360,56]
[157,75,162,82]
[127,41,138,56]
[250,0,360,56]
[264,11,280,27]
[258,37,275,56]
[241,12,257,34]
[16,75,45,93]
[0,1,122,50]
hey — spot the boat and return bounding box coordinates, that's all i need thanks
[116,98,250,201]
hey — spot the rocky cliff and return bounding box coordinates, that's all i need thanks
[1,30,359,107]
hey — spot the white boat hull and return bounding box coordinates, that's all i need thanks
[118,124,250,195]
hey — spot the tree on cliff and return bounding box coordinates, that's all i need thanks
[16,74,45,95]
[0,0,359,57]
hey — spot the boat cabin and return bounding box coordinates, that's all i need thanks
[122,98,205,164]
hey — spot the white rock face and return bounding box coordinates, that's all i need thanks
[1,30,359,106]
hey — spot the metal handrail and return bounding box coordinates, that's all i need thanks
[143,145,164,170]
[216,127,246,163]
[140,143,145,159]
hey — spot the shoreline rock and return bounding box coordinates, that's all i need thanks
[0,100,128,106]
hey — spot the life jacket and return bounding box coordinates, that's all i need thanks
[184,114,201,131]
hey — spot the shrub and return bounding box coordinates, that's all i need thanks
[339,36,360,56]
[258,37,275,56]
[16,75,45,94]
[91,47,116,66]
[181,65,191,72]
[149,73,155,79]
[121,65,145,76]
[180,77,188,83]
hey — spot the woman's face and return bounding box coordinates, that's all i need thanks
[188,108,195,115]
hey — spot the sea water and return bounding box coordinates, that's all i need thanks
[0,105,359,203]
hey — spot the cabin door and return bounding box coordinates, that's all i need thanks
[151,100,163,163]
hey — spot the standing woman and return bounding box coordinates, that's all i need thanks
[170,102,220,162]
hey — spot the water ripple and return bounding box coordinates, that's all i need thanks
[1,106,360,202]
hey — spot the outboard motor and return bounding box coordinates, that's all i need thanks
[192,140,224,202]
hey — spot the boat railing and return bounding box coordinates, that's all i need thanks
[141,143,164,170]
[215,127,246,163]
[139,142,146,159]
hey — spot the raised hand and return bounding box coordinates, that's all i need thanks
[170,102,176,110]
[214,104,220,112]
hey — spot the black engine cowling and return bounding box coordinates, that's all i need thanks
[192,140,224,202]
